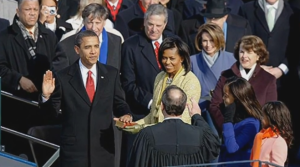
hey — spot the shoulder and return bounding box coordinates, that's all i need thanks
[190,53,200,61]
[257,67,276,82]
[106,29,124,43]
[227,13,250,26]
[59,34,76,46]
[123,34,142,46]
[241,117,260,126]
[240,1,255,10]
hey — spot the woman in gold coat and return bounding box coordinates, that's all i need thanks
[136,37,201,126]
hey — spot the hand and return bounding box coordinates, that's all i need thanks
[39,5,50,24]
[19,77,38,93]
[119,114,132,123]
[187,97,201,117]
[42,70,55,99]
[123,124,144,134]
[260,65,273,72]
[268,67,283,79]
[222,102,236,123]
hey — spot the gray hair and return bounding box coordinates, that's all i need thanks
[77,0,104,17]
[144,4,168,24]
[18,0,39,8]
[82,3,108,22]
[75,30,98,47]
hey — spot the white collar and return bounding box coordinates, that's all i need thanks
[239,63,257,81]
[108,0,119,7]
[164,117,182,121]
[265,0,279,9]
[151,35,163,46]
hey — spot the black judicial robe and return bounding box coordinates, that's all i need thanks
[127,114,220,167]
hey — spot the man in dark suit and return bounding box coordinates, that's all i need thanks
[40,30,132,167]
[179,0,252,55]
[0,18,9,32]
[128,85,220,167]
[57,3,122,70]
[114,0,175,40]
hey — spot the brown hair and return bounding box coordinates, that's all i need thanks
[262,101,294,148]
[234,35,269,65]
[225,77,263,121]
[195,22,225,52]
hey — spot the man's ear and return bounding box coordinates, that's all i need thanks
[161,102,164,112]
[74,45,80,54]
[16,8,20,17]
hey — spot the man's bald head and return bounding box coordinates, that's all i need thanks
[161,85,187,116]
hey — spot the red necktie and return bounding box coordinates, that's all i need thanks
[154,41,161,69]
[86,71,95,102]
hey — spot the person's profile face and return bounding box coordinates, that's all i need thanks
[74,36,100,69]
[238,44,260,69]
[144,14,166,41]
[16,0,39,29]
[201,32,217,56]
[222,84,234,107]
[84,16,106,37]
[161,48,183,78]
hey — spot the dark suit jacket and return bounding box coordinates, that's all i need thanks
[114,3,176,40]
[0,18,9,32]
[179,13,252,55]
[120,32,169,120]
[57,32,122,70]
[128,115,220,167]
[39,61,131,167]
[209,62,277,133]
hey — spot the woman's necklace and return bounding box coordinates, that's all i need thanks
[166,77,173,85]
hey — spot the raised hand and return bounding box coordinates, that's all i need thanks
[187,97,201,117]
[42,70,55,99]
[19,77,38,93]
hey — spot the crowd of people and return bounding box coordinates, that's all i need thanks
[0,0,300,167]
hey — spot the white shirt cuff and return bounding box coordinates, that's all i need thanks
[278,64,288,75]
[41,95,49,103]
[148,99,153,110]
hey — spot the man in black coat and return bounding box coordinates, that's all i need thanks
[179,0,252,55]
[0,0,60,159]
[57,3,122,70]
[40,30,132,167]
[128,85,220,167]
[114,0,175,40]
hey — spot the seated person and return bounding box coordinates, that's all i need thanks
[127,85,220,167]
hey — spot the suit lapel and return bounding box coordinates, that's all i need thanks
[68,62,91,106]
[12,26,32,59]
[92,62,110,107]
[139,34,160,72]
[272,7,290,32]
[255,3,269,32]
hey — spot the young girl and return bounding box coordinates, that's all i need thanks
[251,101,294,167]
[219,77,263,166]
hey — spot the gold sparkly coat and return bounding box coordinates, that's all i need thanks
[136,69,201,125]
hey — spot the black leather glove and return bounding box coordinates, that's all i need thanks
[223,102,236,123]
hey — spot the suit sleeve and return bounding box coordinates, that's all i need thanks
[112,68,132,117]
[191,114,220,162]
[120,41,153,110]
[209,75,226,134]
[0,34,23,91]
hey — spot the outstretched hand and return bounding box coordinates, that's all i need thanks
[187,97,201,117]
[42,70,55,99]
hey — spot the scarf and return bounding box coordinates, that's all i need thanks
[81,26,108,64]
[250,127,279,167]
[16,19,38,57]
[155,66,184,109]
[106,0,123,21]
